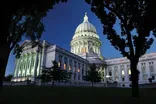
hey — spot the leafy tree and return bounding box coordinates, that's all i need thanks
[84,64,102,87]
[148,78,153,84]
[4,74,13,82]
[85,0,156,97]
[40,70,51,83]
[41,60,71,87]
[1,0,67,87]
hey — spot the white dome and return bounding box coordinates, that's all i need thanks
[75,22,97,34]
[73,13,99,39]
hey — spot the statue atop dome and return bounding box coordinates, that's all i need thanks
[83,12,89,22]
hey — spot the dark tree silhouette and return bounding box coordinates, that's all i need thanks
[1,0,67,87]
[41,60,71,87]
[40,70,51,84]
[84,64,101,87]
[4,74,13,82]
[148,78,153,84]
[85,0,156,97]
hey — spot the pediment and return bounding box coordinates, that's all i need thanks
[21,40,33,49]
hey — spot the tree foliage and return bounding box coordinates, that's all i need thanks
[84,64,101,87]
[1,0,68,87]
[4,74,13,82]
[85,0,156,96]
[7,0,68,57]
[41,60,71,86]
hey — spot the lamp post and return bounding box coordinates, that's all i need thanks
[106,75,110,87]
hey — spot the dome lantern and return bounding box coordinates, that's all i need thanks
[83,12,89,23]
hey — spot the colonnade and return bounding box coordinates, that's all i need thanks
[13,51,41,79]
[71,40,101,55]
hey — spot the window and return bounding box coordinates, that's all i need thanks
[81,47,86,53]
[78,75,80,80]
[78,69,80,72]
[129,75,131,81]
[64,57,67,70]
[115,77,118,81]
[109,71,112,76]
[143,75,147,80]
[78,63,80,73]
[152,76,155,80]
[114,70,118,76]
[74,61,77,72]
[64,64,66,70]
[150,66,154,73]
[74,73,76,80]
[122,70,125,76]
[128,69,131,75]
[58,55,62,67]
[69,65,71,70]
[122,77,125,81]
[82,64,84,74]
[142,66,146,73]
[69,59,72,71]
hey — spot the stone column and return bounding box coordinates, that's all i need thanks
[66,58,69,71]
[80,63,82,81]
[76,62,78,81]
[41,40,46,70]
[96,46,98,54]
[14,59,19,77]
[29,53,33,76]
[146,62,150,79]
[62,56,64,70]
[138,63,143,83]
[118,65,122,83]
[34,51,39,80]
[124,65,128,82]
[71,60,74,81]
[26,55,30,76]
[31,53,35,77]
[73,47,75,53]
[112,67,115,81]
[17,58,21,77]
[22,57,26,77]
[25,54,29,77]
[104,66,106,83]
[99,47,101,55]
[37,52,41,76]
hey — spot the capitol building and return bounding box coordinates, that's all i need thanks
[12,13,156,87]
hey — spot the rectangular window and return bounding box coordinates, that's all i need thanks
[64,57,67,70]
[64,64,66,69]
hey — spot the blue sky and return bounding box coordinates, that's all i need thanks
[5,0,156,75]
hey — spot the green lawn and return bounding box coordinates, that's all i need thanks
[0,86,156,104]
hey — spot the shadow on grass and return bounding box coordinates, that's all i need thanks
[0,86,156,104]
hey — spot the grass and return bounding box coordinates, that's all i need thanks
[0,86,156,104]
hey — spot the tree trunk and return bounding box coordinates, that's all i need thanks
[130,59,139,97]
[0,44,10,87]
[91,82,93,87]
[52,80,54,87]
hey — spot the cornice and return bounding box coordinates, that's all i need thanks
[55,46,89,63]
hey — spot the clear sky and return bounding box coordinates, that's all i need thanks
[5,0,156,75]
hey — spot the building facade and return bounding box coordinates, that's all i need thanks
[12,13,156,86]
